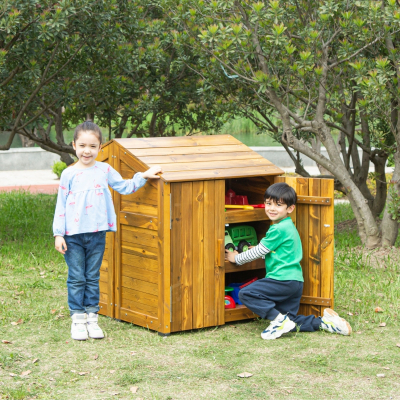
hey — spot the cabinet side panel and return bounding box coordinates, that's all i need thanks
[192,181,204,329]
[158,180,171,334]
[171,183,183,332]
[203,181,216,327]
[181,182,193,331]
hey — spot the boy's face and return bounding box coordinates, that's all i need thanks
[264,198,295,223]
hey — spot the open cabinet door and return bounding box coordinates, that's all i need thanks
[170,180,225,332]
[96,144,115,318]
[274,176,334,317]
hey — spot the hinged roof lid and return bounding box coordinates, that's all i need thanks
[111,135,284,182]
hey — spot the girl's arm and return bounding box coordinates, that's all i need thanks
[53,171,69,254]
[108,165,162,195]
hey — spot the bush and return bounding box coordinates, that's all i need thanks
[52,161,67,179]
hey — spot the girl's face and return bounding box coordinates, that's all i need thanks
[72,131,101,168]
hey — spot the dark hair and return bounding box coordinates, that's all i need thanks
[264,182,297,207]
[74,121,102,144]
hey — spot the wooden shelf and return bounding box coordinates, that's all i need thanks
[225,258,265,273]
[225,304,259,322]
[225,208,269,224]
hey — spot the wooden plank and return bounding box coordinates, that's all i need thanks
[121,297,158,316]
[122,183,158,205]
[224,258,265,273]
[146,158,272,173]
[99,280,108,294]
[114,145,122,319]
[181,182,193,331]
[300,295,332,307]
[118,308,158,329]
[309,178,321,317]
[121,275,158,296]
[100,258,108,273]
[157,180,171,334]
[295,178,310,317]
[192,181,204,329]
[203,180,216,327]
[297,195,331,205]
[320,179,334,312]
[171,183,182,332]
[98,302,108,316]
[120,200,158,216]
[129,144,251,157]
[114,135,241,149]
[100,292,108,302]
[97,145,109,162]
[121,286,158,308]
[121,252,158,272]
[225,208,269,224]
[120,242,158,260]
[121,264,158,284]
[120,212,158,230]
[161,165,284,182]
[225,305,259,322]
[121,225,158,249]
[140,151,265,164]
[215,180,225,326]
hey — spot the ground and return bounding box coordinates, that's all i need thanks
[0,194,400,400]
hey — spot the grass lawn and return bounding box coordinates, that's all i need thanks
[1,193,400,400]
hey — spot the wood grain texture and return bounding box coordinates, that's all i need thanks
[121,275,158,296]
[118,308,158,328]
[157,180,171,334]
[121,225,158,248]
[170,183,182,332]
[120,212,158,230]
[114,144,122,319]
[224,258,265,273]
[120,200,158,216]
[192,181,205,329]
[295,178,310,317]
[203,180,216,327]
[215,180,225,326]
[320,179,334,312]
[181,182,193,331]
[308,179,321,317]
[121,264,158,284]
[225,209,269,224]
[225,305,259,322]
[121,252,158,272]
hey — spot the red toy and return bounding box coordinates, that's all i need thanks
[224,295,236,309]
[225,189,249,206]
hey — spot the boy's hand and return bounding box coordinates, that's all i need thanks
[142,165,162,179]
[55,236,67,255]
[225,249,238,263]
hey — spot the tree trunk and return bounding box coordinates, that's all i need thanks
[372,153,388,217]
[55,108,74,165]
[18,133,35,147]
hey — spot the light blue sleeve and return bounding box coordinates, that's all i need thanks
[107,166,147,195]
[53,170,69,236]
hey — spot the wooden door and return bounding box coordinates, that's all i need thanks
[170,180,225,332]
[274,177,334,317]
[96,144,115,318]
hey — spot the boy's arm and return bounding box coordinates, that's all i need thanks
[234,242,270,265]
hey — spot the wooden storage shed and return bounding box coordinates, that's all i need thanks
[96,135,334,335]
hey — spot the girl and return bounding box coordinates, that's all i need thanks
[53,121,161,340]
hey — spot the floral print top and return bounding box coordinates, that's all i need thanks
[53,161,147,236]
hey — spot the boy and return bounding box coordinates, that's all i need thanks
[225,182,351,340]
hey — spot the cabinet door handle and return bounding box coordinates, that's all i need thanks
[216,239,224,267]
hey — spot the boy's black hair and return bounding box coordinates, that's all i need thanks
[264,182,297,207]
[74,121,102,144]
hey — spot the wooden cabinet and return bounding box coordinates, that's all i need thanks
[96,136,334,335]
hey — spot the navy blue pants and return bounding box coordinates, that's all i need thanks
[238,278,321,332]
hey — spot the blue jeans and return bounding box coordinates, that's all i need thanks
[64,231,106,316]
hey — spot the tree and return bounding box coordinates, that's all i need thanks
[165,0,400,248]
[0,1,222,164]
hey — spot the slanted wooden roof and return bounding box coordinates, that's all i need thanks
[112,135,284,182]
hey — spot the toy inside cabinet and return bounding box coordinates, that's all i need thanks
[96,135,334,335]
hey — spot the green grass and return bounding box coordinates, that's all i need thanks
[1,192,400,399]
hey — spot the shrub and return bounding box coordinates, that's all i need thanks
[52,161,67,179]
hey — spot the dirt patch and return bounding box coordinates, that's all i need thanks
[350,246,400,269]
[335,218,358,232]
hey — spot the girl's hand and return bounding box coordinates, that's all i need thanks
[55,236,67,254]
[142,165,162,179]
[225,249,238,263]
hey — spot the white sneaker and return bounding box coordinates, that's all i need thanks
[71,313,88,341]
[87,313,104,339]
[320,308,352,335]
[261,313,296,340]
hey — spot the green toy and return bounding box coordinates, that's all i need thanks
[224,225,258,253]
